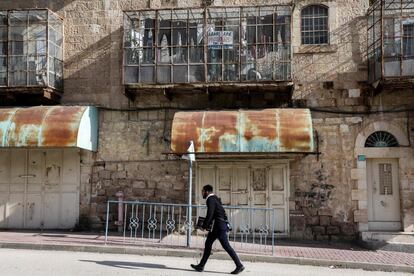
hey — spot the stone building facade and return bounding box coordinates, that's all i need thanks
[0,0,413,242]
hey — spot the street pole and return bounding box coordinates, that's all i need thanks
[186,140,195,248]
[187,158,192,247]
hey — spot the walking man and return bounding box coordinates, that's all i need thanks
[191,184,245,274]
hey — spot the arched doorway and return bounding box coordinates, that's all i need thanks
[365,131,400,230]
[353,121,411,232]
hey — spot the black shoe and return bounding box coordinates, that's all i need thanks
[231,265,245,274]
[191,264,204,272]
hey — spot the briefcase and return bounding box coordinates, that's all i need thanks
[196,216,213,231]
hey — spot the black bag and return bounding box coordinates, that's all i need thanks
[196,216,213,231]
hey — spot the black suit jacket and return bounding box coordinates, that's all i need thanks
[203,195,227,230]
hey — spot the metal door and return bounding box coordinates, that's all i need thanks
[43,149,62,228]
[26,150,43,228]
[368,159,401,231]
[8,149,26,228]
[43,149,80,229]
[197,161,289,235]
[196,165,215,220]
[217,166,232,205]
[250,166,268,230]
[61,149,80,228]
[232,166,249,206]
[268,165,288,233]
[231,165,250,232]
[197,165,215,204]
[0,149,10,228]
[0,148,80,229]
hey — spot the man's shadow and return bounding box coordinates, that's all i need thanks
[79,260,223,274]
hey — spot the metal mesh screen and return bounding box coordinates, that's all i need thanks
[0,10,63,90]
[368,0,414,83]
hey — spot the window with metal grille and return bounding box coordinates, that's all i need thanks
[365,131,399,147]
[0,10,63,90]
[301,5,329,45]
[403,23,414,58]
[123,5,292,85]
[378,163,393,195]
[368,1,414,82]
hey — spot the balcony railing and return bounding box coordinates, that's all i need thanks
[0,9,63,92]
[368,0,414,84]
[123,5,292,89]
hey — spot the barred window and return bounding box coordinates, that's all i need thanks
[403,23,414,58]
[0,10,63,90]
[365,131,399,147]
[124,5,292,85]
[301,5,329,45]
[378,163,393,195]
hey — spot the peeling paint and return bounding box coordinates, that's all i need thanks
[0,106,90,148]
[171,109,314,153]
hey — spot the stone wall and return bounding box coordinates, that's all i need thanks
[0,0,412,238]
[289,114,361,240]
[0,0,370,108]
[352,111,414,233]
[289,109,414,240]
[87,91,296,228]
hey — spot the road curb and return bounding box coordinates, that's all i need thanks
[0,242,413,273]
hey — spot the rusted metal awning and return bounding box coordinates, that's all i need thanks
[0,106,98,151]
[171,109,314,154]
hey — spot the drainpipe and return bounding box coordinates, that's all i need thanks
[115,191,124,233]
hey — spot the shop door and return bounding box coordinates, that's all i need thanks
[197,162,289,234]
[0,149,80,229]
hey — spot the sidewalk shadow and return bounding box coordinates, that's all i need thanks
[79,260,223,274]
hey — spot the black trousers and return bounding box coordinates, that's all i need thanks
[199,221,242,267]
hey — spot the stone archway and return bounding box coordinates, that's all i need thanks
[355,121,409,150]
[352,121,412,232]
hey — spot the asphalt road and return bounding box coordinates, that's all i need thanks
[0,248,410,276]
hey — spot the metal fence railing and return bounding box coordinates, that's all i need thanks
[104,200,276,255]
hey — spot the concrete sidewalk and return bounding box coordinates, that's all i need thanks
[0,231,412,273]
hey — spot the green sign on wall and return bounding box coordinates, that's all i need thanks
[358,155,366,161]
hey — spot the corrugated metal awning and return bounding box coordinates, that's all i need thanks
[171,109,314,154]
[0,106,98,151]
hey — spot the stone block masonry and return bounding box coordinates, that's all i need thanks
[88,159,188,228]
[0,0,412,241]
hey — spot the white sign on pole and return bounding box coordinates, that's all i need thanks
[186,140,195,247]
[187,140,195,163]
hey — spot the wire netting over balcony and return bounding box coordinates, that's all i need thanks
[0,10,63,90]
[123,5,292,86]
[368,0,414,84]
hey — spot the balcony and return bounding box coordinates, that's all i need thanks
[123,5,292,97]
[368,0,414,89]
[0,9,63,104]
